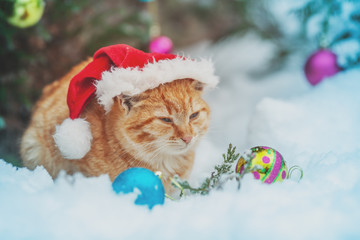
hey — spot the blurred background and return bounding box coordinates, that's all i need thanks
[1,0,359,167]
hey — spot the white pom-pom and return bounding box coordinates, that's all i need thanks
[53,118,93,159]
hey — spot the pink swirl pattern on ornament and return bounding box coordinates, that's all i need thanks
[253,172,260,180]
[262,156,270,164]
[263,149,283,184]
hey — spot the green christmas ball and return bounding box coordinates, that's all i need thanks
[7,0,45,28]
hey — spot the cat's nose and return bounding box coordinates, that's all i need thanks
[181,136,193,144]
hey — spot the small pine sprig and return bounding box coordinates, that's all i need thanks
[171,144,240,197]
[211,143,240,187]
[171,175,210,196]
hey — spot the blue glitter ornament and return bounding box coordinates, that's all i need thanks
[112,168,165,209]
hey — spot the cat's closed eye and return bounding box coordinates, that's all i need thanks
[160,117,173,123]
[190,111,199,120]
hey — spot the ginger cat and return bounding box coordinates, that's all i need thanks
[20,59,211,192]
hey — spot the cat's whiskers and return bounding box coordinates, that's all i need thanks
[139,142,157,153]
[134,139,167,157]
[147,144,170,163]
[116,149,138,163]
[146,143,184,177]
[116,142,165,166]
[145,143,176,170]
[112,143,157,168]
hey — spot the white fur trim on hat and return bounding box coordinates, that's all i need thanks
[53,118,93,159]
[95,57,219,112]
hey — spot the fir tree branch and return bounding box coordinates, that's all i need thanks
[171,144,241,197]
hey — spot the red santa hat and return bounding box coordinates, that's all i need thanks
[53,44,219,159]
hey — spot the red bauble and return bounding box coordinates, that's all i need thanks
[149,36,173,54]
[304,49,341,86]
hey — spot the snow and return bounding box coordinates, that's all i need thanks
[2,12,360,240]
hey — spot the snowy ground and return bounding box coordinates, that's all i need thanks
[1,33,360,239]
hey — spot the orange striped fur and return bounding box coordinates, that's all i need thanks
[20,59,211,192]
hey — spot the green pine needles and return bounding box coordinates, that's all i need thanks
[171,144,242,197]
[170,144,274,198]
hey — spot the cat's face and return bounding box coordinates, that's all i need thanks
[113,79,210,159]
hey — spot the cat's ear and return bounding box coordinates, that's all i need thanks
[114,94,142,113]
[192,80,205,91]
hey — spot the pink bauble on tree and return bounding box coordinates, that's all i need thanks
[149,36,173,54]
[304,49,342,86]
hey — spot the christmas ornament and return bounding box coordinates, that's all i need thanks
[236,146,287,184]
[52,44,218,159]
[7,0,45,28]
[149,36,173,54]
[169,144,303,199]
[304,49,341,86]
[112,167,165,209]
